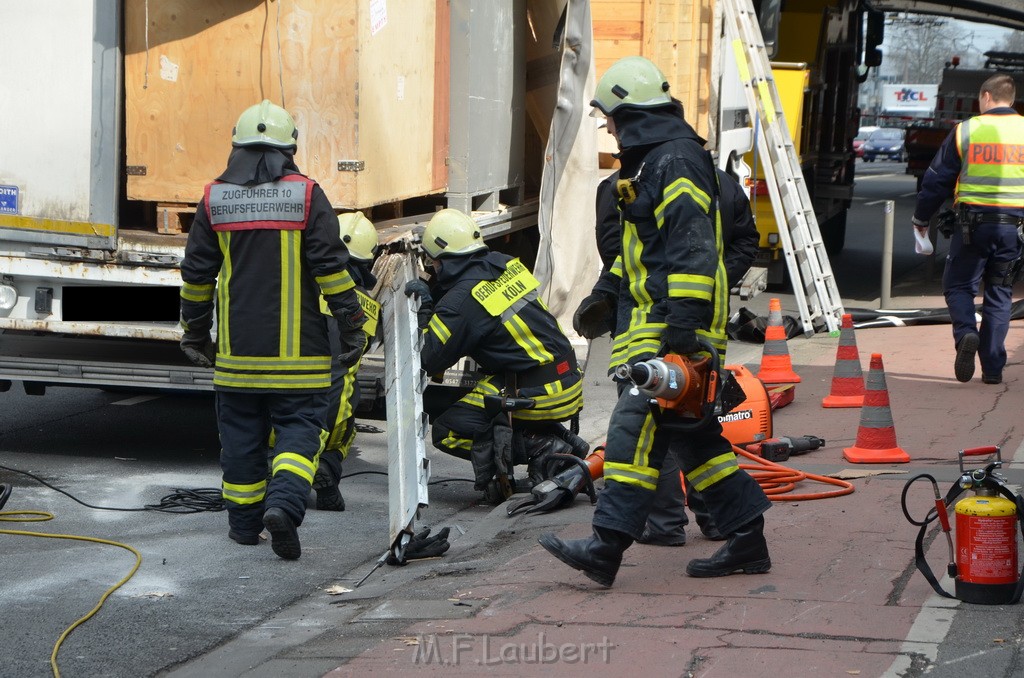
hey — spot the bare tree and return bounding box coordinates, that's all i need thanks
[885,14,981,83]
[995,29,1024,54]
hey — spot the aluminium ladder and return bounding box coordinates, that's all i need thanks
[720,0,844,335]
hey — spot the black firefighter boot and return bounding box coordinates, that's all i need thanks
[538,526,633,587]
[312,465,346,512]
[685,514,771,577]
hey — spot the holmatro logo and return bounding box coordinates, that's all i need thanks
[718,409,753,423]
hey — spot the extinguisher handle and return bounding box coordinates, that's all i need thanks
[961,445,1000,456]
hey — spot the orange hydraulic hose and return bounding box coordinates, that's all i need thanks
[733,444,856,501]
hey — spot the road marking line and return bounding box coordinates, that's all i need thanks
[901,192,917,198]
[112,394,163,406]
[882,581,959,677]
[856,173,901,180]
[864,199,890,206]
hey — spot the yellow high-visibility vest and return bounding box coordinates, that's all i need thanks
[956,113,1024,209]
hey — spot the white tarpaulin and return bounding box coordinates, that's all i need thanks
[534,0,601,340]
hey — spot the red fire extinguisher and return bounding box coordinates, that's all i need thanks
[902,446,1024,605]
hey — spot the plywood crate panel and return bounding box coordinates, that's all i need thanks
[592,0,713,138]
[124,0,444,209]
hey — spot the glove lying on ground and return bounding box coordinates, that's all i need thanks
[387,527,451,566]
[180,332,216,368]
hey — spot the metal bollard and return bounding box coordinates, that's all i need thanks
[880,200,894,309]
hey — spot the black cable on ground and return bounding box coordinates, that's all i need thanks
[0,463,223,513]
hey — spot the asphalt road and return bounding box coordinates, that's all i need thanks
[0,157,970,678]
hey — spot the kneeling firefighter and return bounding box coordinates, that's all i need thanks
[405,209,588,502]
[538,56,772,585]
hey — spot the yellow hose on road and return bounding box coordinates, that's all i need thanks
[0,509,142,678]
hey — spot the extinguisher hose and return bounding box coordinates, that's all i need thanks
[901,473,961,600]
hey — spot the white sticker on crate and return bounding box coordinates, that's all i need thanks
[370,0,387,35]
[160,55,179,82]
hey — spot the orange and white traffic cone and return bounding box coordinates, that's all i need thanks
[842,353,910,463]
[822,313,865,408]
[756,298,801,384]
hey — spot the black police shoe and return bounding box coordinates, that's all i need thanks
[954,332,979,383]
[982,372,1002,385]
[685,515,771,577]
[636,525,687,547]
[538,527,633,587]
[263,507,301,560]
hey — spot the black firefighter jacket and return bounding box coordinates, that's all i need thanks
[591,103,730,368]
[180,169,361,392]
[421,251,582,419]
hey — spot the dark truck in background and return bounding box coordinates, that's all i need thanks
[905,52,1024,190]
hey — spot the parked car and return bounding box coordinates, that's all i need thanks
[862,127,906,162]
[853,126,878,158]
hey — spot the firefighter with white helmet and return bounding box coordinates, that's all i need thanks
[180,100,366,560]
[405,208,588,502]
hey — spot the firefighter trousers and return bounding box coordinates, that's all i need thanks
[317,361,361,488]
[943,222,1021,376]
[645,451,715,540]
[217,391,329,537]
[594,386,770,540]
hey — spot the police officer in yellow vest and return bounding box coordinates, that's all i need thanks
[311,212,380,512]
[539,57,771,586]
[913,73,1024,385]
[404,209,588,502]
[180,100,366,559]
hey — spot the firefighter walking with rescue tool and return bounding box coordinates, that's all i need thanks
[538,57,771,586]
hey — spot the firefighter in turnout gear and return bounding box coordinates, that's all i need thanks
[311,211,380,512]
[594,163,759,546]
[913,73,1024,385]
[180,100,366,560]
[539,57,771,586]
[405,209,588,502]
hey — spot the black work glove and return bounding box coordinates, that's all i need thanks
[404,279,434,330]
[180,332,216,368]
[572,292,615,339]
[337,319,367,369]
[387,527,451,565]
[664,325,700,355]
[334,292,367,369]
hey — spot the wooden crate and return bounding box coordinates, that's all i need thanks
[124,0,447,210]
[592,0,714,138]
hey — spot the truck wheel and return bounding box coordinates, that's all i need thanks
[821,210,847,256]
